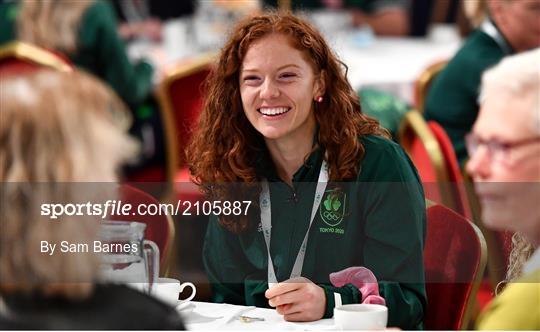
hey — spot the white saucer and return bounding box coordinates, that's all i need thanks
[176,301,195,314]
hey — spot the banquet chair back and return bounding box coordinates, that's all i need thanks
[0,41,72,75]
[414,60,447,113]
[424,204,487,330]
[398,110,463,213]
[157,54,214,170]
[156,54,214,204]
[111,184,175,275]
[428,121,471,219]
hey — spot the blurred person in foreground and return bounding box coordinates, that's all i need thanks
[188,12,426,328]
[424,0,540,166]
[466,49,540,329]
[0,70,185,330]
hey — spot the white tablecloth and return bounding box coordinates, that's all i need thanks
[129,18,462,103]
[334,35,461,103]
[180,301,337,331]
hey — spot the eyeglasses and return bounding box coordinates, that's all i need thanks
[465,133,540,164]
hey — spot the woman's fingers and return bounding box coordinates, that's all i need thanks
[283,305,322,322]
[265,279,303,299]
[276,303,299,315]
[284,312,307,322]
[268,288,300,307]
[266,279,326,321]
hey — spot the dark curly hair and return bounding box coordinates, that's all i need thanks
[187,12,388,233]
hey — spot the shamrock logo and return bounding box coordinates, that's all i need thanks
[320,190,346,227]
[323,193,342,211]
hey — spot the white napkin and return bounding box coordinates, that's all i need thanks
[184,302,337,331]
[185,303,256,329]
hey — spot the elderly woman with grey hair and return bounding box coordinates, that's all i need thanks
[0,70,184,329]
[466,48,540,329]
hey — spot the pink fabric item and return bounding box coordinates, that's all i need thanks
[329,266,386,305]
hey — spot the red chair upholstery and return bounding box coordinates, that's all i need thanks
[166,67,211,166]
[424,204,487,330]
[175,167,204,203]
[428,121,461,181]
[156,54,214,203]
[399,111,462,213]
[428,121,472,219]
[111,184,174,274]
[126,166,168,183]
[0,41,72,75]
[495,231,513,269]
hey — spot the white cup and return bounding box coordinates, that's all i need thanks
[151,277,196,306]
[334,304,388,330]
[163,18,190,60]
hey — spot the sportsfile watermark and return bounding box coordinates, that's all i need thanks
[3,181,540,284]
[41,200,253,220]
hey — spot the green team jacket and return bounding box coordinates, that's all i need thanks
[424,23,510,165]
[0,0,153,107]
[203,135,427,329]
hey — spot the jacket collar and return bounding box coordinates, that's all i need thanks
[480,18,514,55]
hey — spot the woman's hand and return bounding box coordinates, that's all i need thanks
[265,277,326,322]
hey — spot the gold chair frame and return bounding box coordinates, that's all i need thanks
[414,60,447,113]
[399,110,461,211]
[460,217,488,330]
[0,41,72,72]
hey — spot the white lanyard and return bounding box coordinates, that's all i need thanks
[260,160,328,287]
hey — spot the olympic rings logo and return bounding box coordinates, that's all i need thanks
[322,210,341,221]
[321,210,343,226]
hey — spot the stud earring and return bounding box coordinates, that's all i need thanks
[316,96,323,103]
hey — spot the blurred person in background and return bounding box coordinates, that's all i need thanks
[111,0,195,42]
[466,49,540,329]
[424,0,540,166]
[188,12,426,329]
[264,0,410,36]
[0,0,155,108]
[0,69,185,330]
[0,0,165,172]
[348,0,410,35]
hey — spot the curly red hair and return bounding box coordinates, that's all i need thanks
[188,12,388,233]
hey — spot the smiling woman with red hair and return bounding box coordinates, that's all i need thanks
[188,12,426,328]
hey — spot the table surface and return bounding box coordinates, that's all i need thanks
[180,301,337,331]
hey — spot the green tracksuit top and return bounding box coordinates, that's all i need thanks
[203,135,427,329]
[0,0,153,107]
[424,21,511,165]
